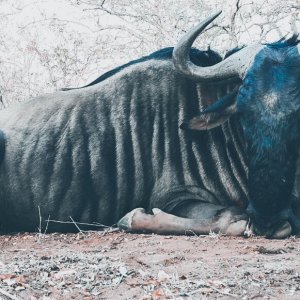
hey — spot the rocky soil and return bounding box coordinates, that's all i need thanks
[0,230,300,299]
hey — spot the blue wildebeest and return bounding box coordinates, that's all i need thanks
[1,12,300,238]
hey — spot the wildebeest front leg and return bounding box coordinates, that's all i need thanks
[118,204,248,236]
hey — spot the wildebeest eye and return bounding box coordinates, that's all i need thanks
[238,85,249,97]
[238,89,245,98]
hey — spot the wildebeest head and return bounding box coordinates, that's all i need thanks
[173,12,300,236]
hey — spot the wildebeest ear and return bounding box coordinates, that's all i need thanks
[180,88,238,131]
[181,113,233,130]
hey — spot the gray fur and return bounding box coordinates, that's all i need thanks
[0,59,247,232]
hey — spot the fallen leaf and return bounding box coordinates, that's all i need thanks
[0,274,15,280]
[147,279,160,285]
[16,275,26,284]
[157,270,170,282]
[151,288,165,299]
[112,276,122,285]
[119,266,127,276]
[3,278,16,286]
[138,269,149,278]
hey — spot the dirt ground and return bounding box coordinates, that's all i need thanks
[0,230,300,300]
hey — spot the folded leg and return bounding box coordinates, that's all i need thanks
[118,203,249,236]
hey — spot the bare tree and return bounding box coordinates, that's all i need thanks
[0,0,299,105]
[73,0,299,51]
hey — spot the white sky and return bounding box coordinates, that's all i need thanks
[0,0,299,103]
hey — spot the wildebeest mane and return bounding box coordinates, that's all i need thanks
[266,34,300,49]
[76,47,222,88]
[223,35,300,59]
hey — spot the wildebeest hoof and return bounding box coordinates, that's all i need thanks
[225,219,248,236]
[216,207,248,236]
[117,208,146,231]
[270,221,292,239]
[152,208,163,215]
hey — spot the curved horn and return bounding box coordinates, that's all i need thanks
[173,11,264,82]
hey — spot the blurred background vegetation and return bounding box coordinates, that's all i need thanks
[0,0,299,106]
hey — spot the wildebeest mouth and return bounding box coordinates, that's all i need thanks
[247,204,300,237]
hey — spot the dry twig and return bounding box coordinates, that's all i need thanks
[47,219,112,228]
[69,216,84,234]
